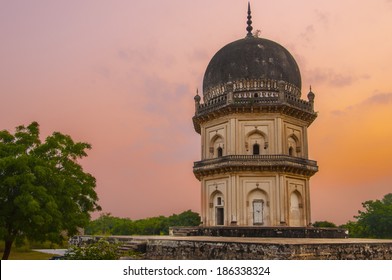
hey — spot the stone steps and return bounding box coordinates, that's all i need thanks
[170,227,200,236]
[119,240,147,254]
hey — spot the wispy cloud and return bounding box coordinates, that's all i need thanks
[315,10,330,28]
[300,25,316,42]
[360,92,392,106]
[307,68,370,87]
[331,92,392,117]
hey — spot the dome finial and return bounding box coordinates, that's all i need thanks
[194,88,201,103]
[246,1,253,37]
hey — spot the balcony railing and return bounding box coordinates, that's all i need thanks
[195,91,314,117]
[193,154,318,177]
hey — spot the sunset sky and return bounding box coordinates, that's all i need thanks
[1,0,392,225]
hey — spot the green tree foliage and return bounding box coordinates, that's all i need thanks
[85,210,200,236]
[312,221,337,228]
[354,193,392,239]
[64,239,120,260]
[339,220,364,238]
[0,122,101,259]
[340,193,392,239]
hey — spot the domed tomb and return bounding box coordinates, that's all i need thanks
[203,36,301,101]
[192,3,318,229]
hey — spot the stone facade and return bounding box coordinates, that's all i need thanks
[193,73,318,228]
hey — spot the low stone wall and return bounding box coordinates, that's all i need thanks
[145,239,392,260]
[170,226,348,238]
[68,235,392,260]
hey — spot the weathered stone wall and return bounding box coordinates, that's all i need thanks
[69,235,392,260]
[145,239,392,260]
[170,226,348,238]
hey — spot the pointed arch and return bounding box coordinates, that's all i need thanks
[289,190,304,226]
[246,188,270,226]
[287,134,300,157]
[245,129,268,141]
[245,129,268,155]
[209,134,224,158]
[210,190,225,226]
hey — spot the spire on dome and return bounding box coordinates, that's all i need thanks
[194,88,201,102]
[246,2,253,37]
[307,85,315,103]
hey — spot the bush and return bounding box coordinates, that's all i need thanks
[312,221,337,228]
[64,239,120,260]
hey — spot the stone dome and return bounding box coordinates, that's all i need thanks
[203,36,302,97]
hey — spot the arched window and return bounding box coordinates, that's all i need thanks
[253,143,260,155]
[287,136,298,157]
[217,147,223,157]
[210,134,224,158]
[246,130,267,155]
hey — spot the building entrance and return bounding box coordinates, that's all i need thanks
[253,200,264,225]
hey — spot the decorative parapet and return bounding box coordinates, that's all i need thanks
[203,78,301,102]
[193,154,318,179]
[197,94,228,114]
[196,91,313,116]
[193,89,317,133]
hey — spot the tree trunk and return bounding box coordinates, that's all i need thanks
[2,239,14,260]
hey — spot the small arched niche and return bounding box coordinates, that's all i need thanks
[287,135,300,157]
[209,134,224,158]
[246,130,267,155]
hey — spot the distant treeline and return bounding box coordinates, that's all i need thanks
[314,193,392,239]
[85,210,200,236]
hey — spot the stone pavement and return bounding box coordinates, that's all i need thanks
[33,249,67,256]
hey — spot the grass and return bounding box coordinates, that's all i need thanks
[0,240,66,260]
[1,250,57,260]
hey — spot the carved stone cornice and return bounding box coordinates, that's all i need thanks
[193,154,318,180]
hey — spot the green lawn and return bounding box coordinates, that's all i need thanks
[1,250,57,260]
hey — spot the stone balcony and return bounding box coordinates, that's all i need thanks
[193,154,318,179]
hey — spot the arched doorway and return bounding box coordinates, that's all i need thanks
[289,191,304,226]
[247,188,269,226]
[211,192,224,226]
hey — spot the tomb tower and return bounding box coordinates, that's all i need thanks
[193,3,318,227]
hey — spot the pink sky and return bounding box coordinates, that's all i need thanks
[1,0,392,225]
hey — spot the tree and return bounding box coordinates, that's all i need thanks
[339,220,364,238]
[353,193,392,239]
[312,221,337,228]
[0,122,101,259]
[170,210,200,227]
[85,210,201,236]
